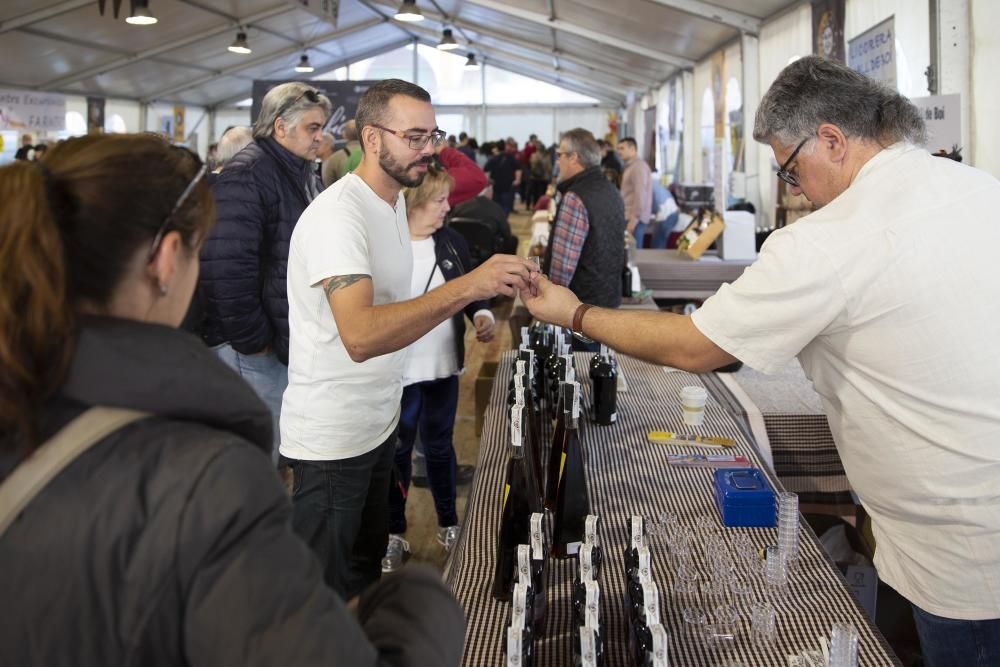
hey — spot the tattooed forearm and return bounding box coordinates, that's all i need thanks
[323,274,370,296]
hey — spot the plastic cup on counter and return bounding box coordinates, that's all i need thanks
[680,386,708,426]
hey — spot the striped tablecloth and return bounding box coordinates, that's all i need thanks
[445,351,898,666]
[703,362,853,506]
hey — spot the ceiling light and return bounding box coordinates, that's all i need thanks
[464,53,480,71]
[294,54,315,73]
[437,28,459,51]
[228,31,252,55]
[394,0,424,22]
[125,0,158,25]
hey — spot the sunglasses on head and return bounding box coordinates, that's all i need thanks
[147,145,207,261]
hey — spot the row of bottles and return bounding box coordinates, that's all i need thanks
[624,517,670,666]
[502,519,548,667]
[573,516,606,666]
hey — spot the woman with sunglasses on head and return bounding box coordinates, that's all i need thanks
[381,164,496,572]
[0,134,463,666]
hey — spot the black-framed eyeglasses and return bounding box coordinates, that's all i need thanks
[776,137,809,188]
[370,124,446,150]
[148,148,208,261]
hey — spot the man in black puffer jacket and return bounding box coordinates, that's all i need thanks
[200,82,331,459]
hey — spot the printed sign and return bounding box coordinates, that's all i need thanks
[812,0,845,63]
[910,94,962,154]
[251,80,377,147]
[0,88,65,132]
[848,16,896,88]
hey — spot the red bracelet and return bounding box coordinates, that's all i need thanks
[572,304,593,336]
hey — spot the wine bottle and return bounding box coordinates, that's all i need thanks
[628,581,661,666]
[528,513,547,634]
[643,624,669,667]
[516,365,545,505]
[505,626,533,667]
[624,515,646,575]
[544,380,567,510]
[504,581,534,666]
[493,407,541,601]
[574,624,604,667]
[591,347,618,426]
[552,382,591,558]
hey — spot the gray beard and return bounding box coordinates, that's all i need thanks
[379,150,428,188]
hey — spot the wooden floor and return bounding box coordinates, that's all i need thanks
[399,207,534,569]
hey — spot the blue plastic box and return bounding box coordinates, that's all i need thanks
[713,468,776,527]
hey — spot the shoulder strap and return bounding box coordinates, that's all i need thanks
[0,407,150,538]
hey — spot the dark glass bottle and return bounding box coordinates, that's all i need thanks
[573,623,605,667]
[552,382,591,558]
[591,346,618,426]
[528,513,548,634]
[621,249,633,299]
[493,422,542,601]
[544,380,568,510]
[624,515,646,576]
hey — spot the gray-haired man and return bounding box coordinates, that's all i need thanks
[525,56,1000,665]
[200,82,332,458]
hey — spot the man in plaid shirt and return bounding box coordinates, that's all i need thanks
[543,128,626,349]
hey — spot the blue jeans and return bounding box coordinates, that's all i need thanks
[650,212,678,249]
[288,430,397,599]
[912,604,1000,666]
[389,376,460,533]
[214,343,287,461]
[632,221,647,248]
[494,190,515,217]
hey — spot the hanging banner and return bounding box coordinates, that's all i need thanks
[812,0,845,63]
[87,97,105,135]
[0,88,65,132]
[172,105,185,143]
[251,80,377,147]
[910,94,962,155]
[848,16,896,89]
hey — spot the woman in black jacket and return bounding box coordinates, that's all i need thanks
[0,134,464,666]
[382,165,495,572]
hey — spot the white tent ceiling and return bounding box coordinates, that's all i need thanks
[0,0,800,108]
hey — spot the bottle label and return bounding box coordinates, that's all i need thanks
[519,346,535,381]
[506,627,523,663]
[610,411,617,423]
[584,580,600,628]
[517,544,532,586]
[520,326,529,342]
[631,516,644,551]
[600,343,608,358]
[514,383,524,407]
[530,513,544,555]
[510,405,523,448]
[585,515,599,546]
[642,581,660,625]
[512,583,528,628]
[565,366,576,385]
[649,624,669,666]
[515,360,525,377]
[566,540,581,555]
[571,381,581,419]
[638,546,652,583]
[580,544,593,581]
[579,628,597,666]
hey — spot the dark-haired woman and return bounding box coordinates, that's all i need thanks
[0,134,463,666]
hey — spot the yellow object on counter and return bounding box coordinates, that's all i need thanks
[647,431,737,448]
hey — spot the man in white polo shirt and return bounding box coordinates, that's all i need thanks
[282,79,535,598]
[523,56,1000,666]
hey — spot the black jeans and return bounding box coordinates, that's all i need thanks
[388,376,460,533]
[288,429,397,599]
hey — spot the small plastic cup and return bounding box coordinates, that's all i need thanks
[829,623,860,667]
[750,601,777,647]
[680,386,708,426]
[764,545,788,593]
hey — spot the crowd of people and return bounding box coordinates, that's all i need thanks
[4,55,999,666]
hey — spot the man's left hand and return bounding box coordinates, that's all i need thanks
[474,314,495,342]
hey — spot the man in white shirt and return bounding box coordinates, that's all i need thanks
[283,79,536,598]
[523,56,1000,666]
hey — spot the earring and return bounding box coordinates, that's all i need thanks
[159,283,168,297]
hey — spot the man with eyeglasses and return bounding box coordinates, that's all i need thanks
[543,127,626,351]
[200,82,332,464]
[282,78,537,599]
[524,56,1000,665]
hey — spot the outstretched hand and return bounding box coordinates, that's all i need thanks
[464,254,538,301]
[520,274,581,329]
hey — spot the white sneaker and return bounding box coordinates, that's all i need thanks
[381,534,411,573]
[437,525,461,552]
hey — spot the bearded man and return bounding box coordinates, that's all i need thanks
[283,79,536,597]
